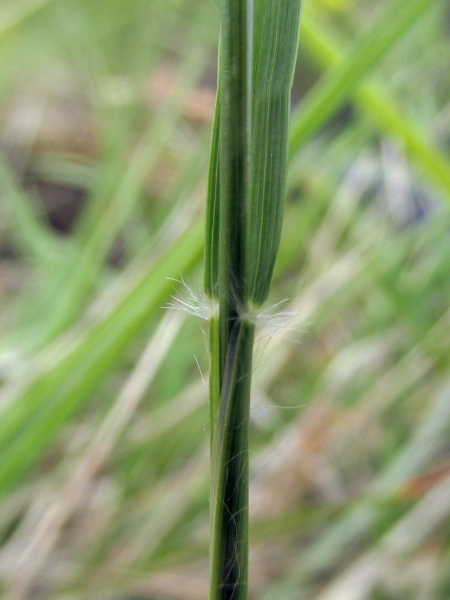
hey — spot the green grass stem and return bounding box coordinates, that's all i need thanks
[206,1,301,598]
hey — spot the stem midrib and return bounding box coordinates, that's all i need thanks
[218,0,253,353]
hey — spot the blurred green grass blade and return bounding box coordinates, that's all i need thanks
[266,317,450,597]
[0,0,55,36]
[0,155,64,264]
[290,0,437,153]
[0,218,203,493]
[71,2,213,247]
[261,218,450,594]
[301,16,450,200]
[305,477,450,600]
[357,84,450,198]
[29,154,94,191]
[27,9,213,348]
[30,128,207,350]
[374,381,450,491]
[0,311,185,600]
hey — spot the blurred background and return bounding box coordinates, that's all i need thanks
[0,0,450,598]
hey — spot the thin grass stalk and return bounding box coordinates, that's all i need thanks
[205,1,301,598]
[208,2,253,598]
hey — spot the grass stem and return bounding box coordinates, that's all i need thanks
[205,1,301,598]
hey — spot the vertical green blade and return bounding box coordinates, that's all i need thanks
[247,0,301,305]
[206,2,302,599]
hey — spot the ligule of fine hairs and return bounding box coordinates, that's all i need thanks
[205,1,302,599]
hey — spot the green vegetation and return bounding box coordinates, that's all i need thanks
[206,2,301,598]
[0,0,449,598]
